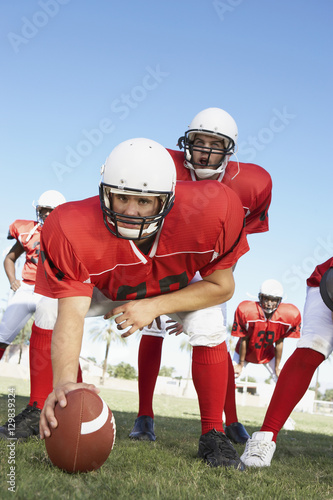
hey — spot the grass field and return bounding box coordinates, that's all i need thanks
[0,377,332,500]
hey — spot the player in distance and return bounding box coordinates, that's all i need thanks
[241,258,332,467]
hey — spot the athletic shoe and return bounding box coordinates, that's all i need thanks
[225,422,251,444]
[0,402,41,440]
[198,428,245,470]
[129,415,156,441]
[240,431,276,467]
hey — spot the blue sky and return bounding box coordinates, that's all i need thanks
[0,1,332,390]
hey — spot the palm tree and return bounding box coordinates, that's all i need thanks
[89,317,127,384]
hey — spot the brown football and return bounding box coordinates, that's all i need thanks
[45,388,116,473]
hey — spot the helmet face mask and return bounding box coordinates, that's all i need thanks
[99,185,173,240]
[258,279,284,315]
[178,108,238,179]
[258,294,282,315]
[179,130,235,173]
[33,190,66,225]
[99,138,176,241]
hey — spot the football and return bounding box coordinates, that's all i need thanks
[45,388,116,473]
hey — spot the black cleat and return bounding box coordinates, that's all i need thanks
[0,402,41,441]
[225,422,251,444]
[129,415,156,441]
[198,428,245,470]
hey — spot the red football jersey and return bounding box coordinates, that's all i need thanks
[231,300,301,364]
[307,257,333,287]
[35,181,249,300]
[8,220,41,284]
[167,149,272,235]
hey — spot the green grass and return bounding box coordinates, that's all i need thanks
[0,377,332,499]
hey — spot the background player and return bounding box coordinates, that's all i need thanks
[241,257,333,467]
[0,190,66,361]
[232,279,301,381]
[4,138,249,469]
[226,279,301,438]
[129,107,272,444]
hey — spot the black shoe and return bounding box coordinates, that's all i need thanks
[129,415,156,441]
[0,402,41,440]
[225,422,251,444]
[198,429,245,470]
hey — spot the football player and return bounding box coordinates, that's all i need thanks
[0,190,66,361]
[232,279,301,381]
[241,257,333,467]
[129,107,272,445]
[8,138,250,469]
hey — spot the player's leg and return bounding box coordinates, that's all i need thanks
[0,296,82,440]
[0,283,37,360]
[178,306,245,470]
[224,352,250,444]
[129,320,166,441]
[264,358,295,430]
[241,286,332,467]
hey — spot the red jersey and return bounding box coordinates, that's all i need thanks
[307,257,333,287]
[35,181,249,300]
[167,149,272,235]
[231,300,301,364]
[8,220,41,284]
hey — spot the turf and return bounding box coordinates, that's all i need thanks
[0,377,332,499]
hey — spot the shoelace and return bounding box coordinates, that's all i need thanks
[246,440,271,458]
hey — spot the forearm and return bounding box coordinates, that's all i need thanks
[238,338,247,365]
[4,258,16,285]
[51,297,91,387]
[274,341,283,372]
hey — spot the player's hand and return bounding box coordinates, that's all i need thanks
[233,363,243,378]
[107,299,160,337]
[275,368,281,378]
[10,279,21,292]
[166,320,183,336]
[39,382,99,439]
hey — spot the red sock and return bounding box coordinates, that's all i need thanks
[29,322,53,410]
[192,342,228,435]
[29,322,83,410]
[0,347,6,360]
[261,348,325,441]
[224,352,239,426]
[137,335,164,418]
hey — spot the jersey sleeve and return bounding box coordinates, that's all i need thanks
[231,302,249,338]
[199,187,249,276]
[244,169,272,235]
[35,210,94,299]
[281,305,302,339]
[8,220,23,241]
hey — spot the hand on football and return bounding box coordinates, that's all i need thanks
[39,382,99,439]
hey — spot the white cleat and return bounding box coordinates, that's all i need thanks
[240,431,276,467]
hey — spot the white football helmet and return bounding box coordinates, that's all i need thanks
[258,279,283,314]
[177,107,238,179]
[99,138,176,240]
[33,190,66,224]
